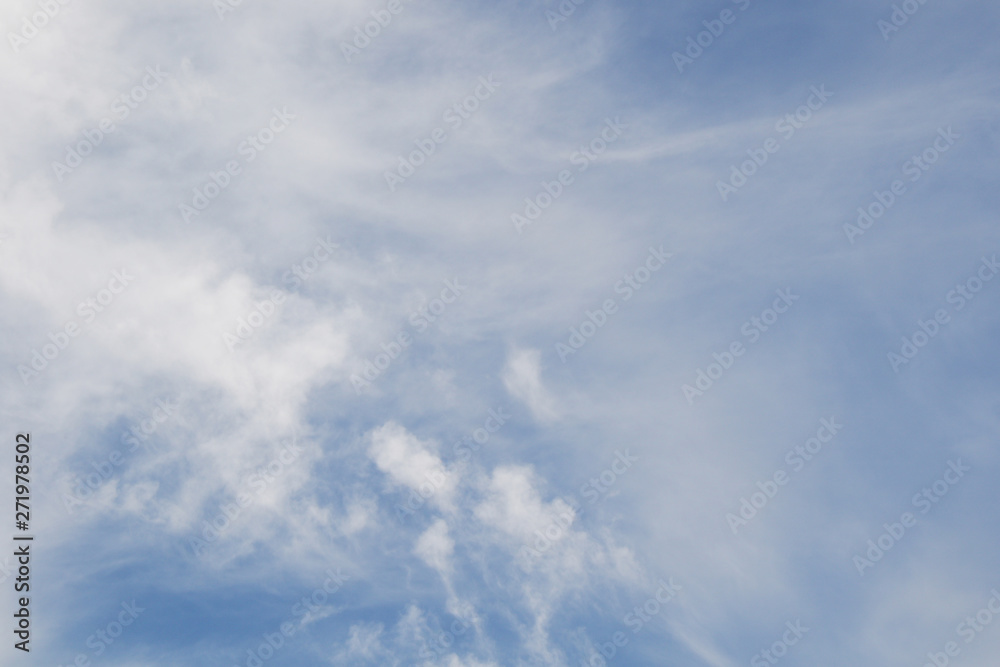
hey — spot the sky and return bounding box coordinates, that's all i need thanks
[1,0,999,665]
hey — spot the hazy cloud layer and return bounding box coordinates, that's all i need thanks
[2,0,999,665]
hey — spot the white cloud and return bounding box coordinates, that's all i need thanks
[501,348,559,422]
[368,422,458,512]
[415,518,455,576]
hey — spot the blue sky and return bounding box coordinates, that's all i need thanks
[1,0,999,665]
